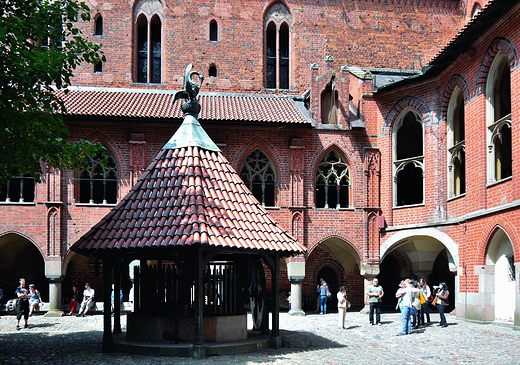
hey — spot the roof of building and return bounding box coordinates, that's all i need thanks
[55,87,313,126]
[71,114,306,256]
[377,0,519,91]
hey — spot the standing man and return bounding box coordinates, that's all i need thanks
[77,283,95,317]
[366,277,384,325]
[15,278,30,330]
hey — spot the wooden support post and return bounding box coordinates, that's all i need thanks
[113,257,122,334]
[193,246,205,359]
[102,253,114,352]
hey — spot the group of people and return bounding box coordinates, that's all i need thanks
[316,277,449,333]
[68,283,95,317]
[395,278,449,336]
[14,278,43,330]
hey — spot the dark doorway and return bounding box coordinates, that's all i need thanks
[429,250,455,312]
[378,255,401,311]
[317,266,339,312]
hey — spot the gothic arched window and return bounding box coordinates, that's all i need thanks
[486,53,512,182]
[78,148,118,204]
[315,150,350,209]
[393,110,424,206]
[240,149,276,207]
[447,87,465,198]
[264,3,291,89]
[135,0,163,83]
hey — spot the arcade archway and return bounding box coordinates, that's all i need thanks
[0,233,46,302]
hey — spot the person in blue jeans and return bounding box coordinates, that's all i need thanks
[395,279,414,335]
[317,281,329,314]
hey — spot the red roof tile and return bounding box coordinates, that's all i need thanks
[55,88,311,125]
[73,144,305,255]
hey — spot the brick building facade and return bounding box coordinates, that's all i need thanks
[2,0,519,328]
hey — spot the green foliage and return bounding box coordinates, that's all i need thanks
[0,0,105,183]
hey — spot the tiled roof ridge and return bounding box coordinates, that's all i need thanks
[74,145,305,254]
[54,88,312,125]
[61,86,303,100]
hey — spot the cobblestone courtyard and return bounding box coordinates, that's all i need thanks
[1,311,519,364]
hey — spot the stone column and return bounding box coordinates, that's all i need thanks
[45,276,65,317]
[44,259,64,317]
[287,260,305,316]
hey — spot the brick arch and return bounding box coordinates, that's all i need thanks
[82,130,123,177]
[388,250,410,271]
[382,95,432,136]
[0,229,45,258]
[310,144,352,177]
[307,234,363,264]
[476,37,518,96]
[231,137,279,172]
[263,1,292,25]
[310,258,347,286]
[477,218,519,265]
[440,74,470,121]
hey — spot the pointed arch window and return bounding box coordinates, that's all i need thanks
[135,0,163,83]
[240,149,276,207]
[486,53,512,183]
[0,174,35,203]
[393,110,424,207]
[78,148,118,204]
[264,3,291,89]
[94,14,103,36]
[447,87,465,198]
[315,150,350,209]
[209,20,218,42]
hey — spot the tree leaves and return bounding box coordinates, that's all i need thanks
[0,0,104,183]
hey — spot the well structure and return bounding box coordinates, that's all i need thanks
[70,65,306,358]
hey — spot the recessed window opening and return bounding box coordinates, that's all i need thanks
[315,150,350,209]
[264,3,291,90]
[321,77,338,124]
[94,60,103,73]
[240,149,276,207]
[208,64,217,77]
[266,22,276,89]
[95,15,103,35]
[134,0,163,84]
[394,110,424,206]
[209,20,218,41]
[279,23,289,89]
[487,53,512,182]
[0,174,35,203]
[448,88,466,197]
[78,149,117,204]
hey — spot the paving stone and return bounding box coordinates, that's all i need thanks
[0,311,518,364]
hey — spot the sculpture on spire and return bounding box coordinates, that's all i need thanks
[174,64,204,116]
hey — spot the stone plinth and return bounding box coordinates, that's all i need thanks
[127,313,247,343]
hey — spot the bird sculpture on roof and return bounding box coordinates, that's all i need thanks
[174,63,204,103]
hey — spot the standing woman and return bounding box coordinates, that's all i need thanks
[419,279,431,325]
[28,284,42,316]
[317,281,329,314]
[435,282,449,327]
[337,286,348,329]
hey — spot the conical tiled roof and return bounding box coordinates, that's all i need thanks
[72,118,305,255]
